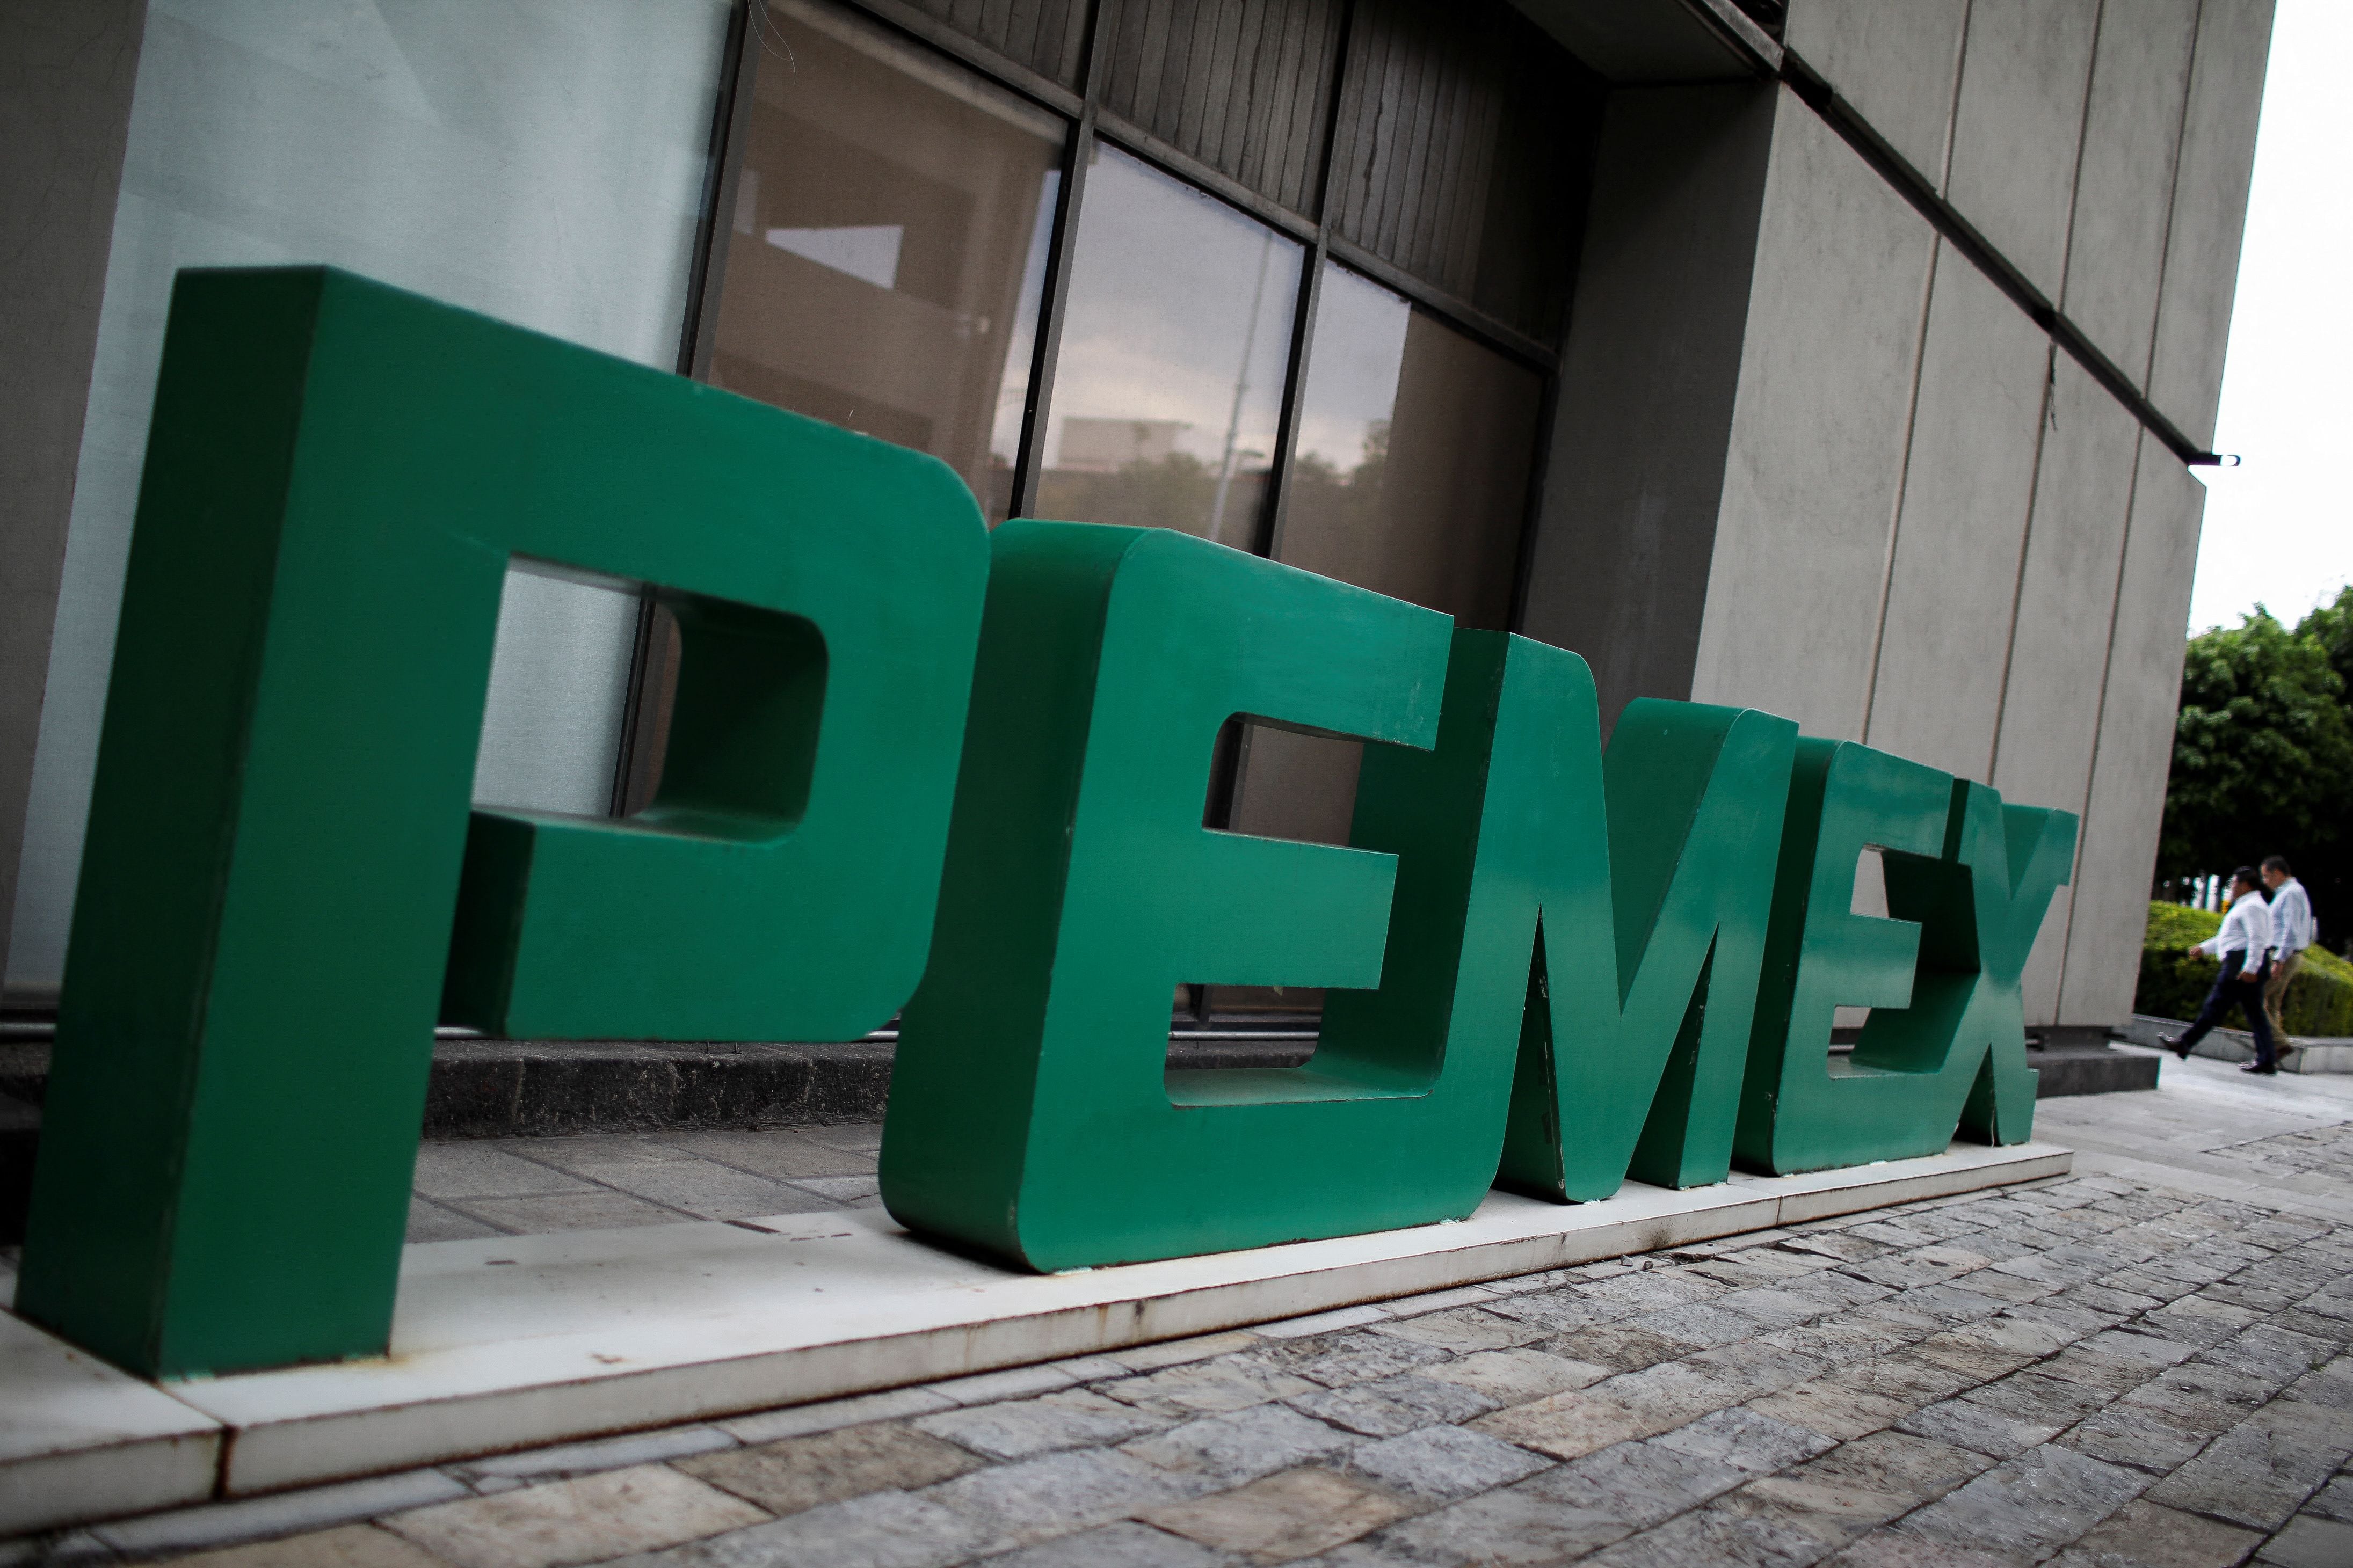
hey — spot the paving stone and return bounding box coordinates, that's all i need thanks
[1106,1333,1269,1373]
[412,1143,598,1200]
[2199,1326,2340,1387]
[1275,1331,1456,1389]
[1415,1346,1609,1406]
[1580,1501,1828,1568]
[409,1195,505,1242]
[1965,1370,2119,1427]
[2259,1513,2353,1567]
[383,1465,768,1568]
[2080,1329,2202,1369]
[972,1520,1239,1567]
[1359,1481,1634,1565]
[449,1189,691,1232]
[1582,1270,1725,1310]
[1638,1302,1780,1350]
[2060,1405,2221,1475]
[1748,1381,1919,1443]
[1893,1285,2011,1325]
[1123,1403,1363,1486]
[628,1488,998,1567]
[449,1424,736,1485]
[169,1526,450,1568]
[2139,1296,2262,1347]
[1655,1406,1836,1474]
[571,1160,832,1223]
[2045,1500,2262,1568]
[1894,1398,2066,1461]
[1480,1288,1639,1333]
[916,1389,1167,1460]
[2029,1348,2160,1400]
[2299,1474,2353,1522]
[1102,1355,1323,1416]
[1290,1372,1501,1437]
[657,1128,877,1180]
[929,1365,1078,1406]
[928,1448,1209,1547]
[2001,1301,2126,1343]
[1539,1323,1699,1371]
[1344,1425,1551,1501]
[1381,1286,1512,1315]
[1255,1307,1395,1339]
[1469,1368,1712,1462]
[715,1387,957,1446]
[2145,1398,2353,1530]
[1141,1468,1415,1559]
[1525,1438,1751,1527]
[1369,1308,1544,1354]
[1896,1446,2147,1563]
[1849,1221,1945,1250]
[1749,1431,1998,1534]
[1842,1248,1993,1292]
[89,1469,475,1557]
[680,1421,981,1515]
[1780,1233,1893,1264]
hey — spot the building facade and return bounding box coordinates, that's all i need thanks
[0,0,2272,1039]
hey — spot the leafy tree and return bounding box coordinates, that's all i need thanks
[2160,602,2353,950]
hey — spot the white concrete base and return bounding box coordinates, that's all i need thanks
[0,1140,2068,1536]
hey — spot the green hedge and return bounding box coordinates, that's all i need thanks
[2136,901,2353,1036]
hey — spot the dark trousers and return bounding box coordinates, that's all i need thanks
[2178,950,2276,1068]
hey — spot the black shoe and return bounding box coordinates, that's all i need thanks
[2239,1063,2277,1076]
[2160,1035,2191,1059]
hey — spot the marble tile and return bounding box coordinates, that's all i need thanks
[0,1308,222,1535]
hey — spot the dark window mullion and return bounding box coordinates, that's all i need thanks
[1010,0,1119,517]
[614,0,762,818]
[1257,0,1354,566]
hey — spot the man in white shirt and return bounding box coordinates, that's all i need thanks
[2262,855,2316,1054]
[2163,865,2279,1074]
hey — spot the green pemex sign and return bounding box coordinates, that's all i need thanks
[17,270,2075,1380]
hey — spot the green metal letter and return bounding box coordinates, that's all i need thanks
[1487,688,1798,1202]
[881,522,1526,1271]
[1737,751,2077,1172]
[18,267,987,1375]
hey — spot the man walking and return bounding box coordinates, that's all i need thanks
[2163,865,2278,1074]
[2262,856,2315,1059]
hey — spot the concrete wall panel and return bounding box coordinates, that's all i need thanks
[1521,83,1777,732]
[0,0,145,993]
[1688,94,1935,742]
[1781,0,1967,184]
[2147,0,2275,449]
[2061,0,2198,388]
[1943,0,2099,304]
[2058,444,2206,1025]
[1861,249,2048,785]
[1993,357,2141,1026]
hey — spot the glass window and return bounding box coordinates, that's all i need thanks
[1034,144,1302,546]
[706,0,1065,523]
[7,0,734,991]
[1232,262,1543,851]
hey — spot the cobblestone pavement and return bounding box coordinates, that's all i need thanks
[20,1051,2353,1568]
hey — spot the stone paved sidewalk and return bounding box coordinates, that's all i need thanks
[15,1051,2353,1568]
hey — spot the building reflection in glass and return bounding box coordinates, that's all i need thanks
[1034,144,1302,545]
[706,0,1063,522]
